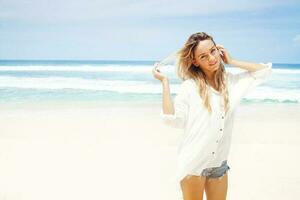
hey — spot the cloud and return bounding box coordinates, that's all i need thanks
[0,0,299,23]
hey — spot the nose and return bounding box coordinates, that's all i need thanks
[208,53,216,64]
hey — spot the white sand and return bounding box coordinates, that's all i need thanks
[0,102,299,200]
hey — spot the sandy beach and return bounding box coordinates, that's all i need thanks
[0,102,300,200]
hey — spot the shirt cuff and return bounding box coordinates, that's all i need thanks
[249,62,272,79]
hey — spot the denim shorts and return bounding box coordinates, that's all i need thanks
[200,160,230,179]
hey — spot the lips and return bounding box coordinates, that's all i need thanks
[210,61,217,66]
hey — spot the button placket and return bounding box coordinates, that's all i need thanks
[212,109,225,157]
[212,134,220,157]
[211,141,218,157]
[216,112,225,143]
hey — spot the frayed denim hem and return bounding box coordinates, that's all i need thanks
[200,160,230,180]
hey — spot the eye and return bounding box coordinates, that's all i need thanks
[211,48,216,53]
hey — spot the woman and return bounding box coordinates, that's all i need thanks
[152,32,272,200]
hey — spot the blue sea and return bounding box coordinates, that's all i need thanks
[0,60,299,106]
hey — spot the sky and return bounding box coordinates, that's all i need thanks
[0,0,299,63]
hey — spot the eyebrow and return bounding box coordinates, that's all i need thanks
[198,46,215,57]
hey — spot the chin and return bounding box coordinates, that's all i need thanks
[213,62,220,68]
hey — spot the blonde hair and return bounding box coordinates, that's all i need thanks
[176,32,230,115]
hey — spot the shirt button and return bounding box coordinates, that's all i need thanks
[222,116,224,119]
[212,152,215,154]
[220,129,223,131]
[216,140,219,143]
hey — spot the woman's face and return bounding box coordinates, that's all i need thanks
[193,39,221,75]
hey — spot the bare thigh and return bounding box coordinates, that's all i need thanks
[204,173,228,200]
[180,175,207,200]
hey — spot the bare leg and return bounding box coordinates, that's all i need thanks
[204,173,228,200]
[180,175,207,200]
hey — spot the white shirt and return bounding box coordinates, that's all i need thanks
[160,63,273,184]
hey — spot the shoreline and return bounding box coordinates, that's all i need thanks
[1,101,300,119]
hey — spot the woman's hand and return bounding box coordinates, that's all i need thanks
[216,44,234,65]
[152,62,169,82]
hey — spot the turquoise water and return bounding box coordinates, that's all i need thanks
[0,60,299,105]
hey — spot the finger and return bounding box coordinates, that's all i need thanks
[154,67,160,72]
[154,66,159,71]
[152,69,155,75]
[152,67,160,73]
[219,48,226,53]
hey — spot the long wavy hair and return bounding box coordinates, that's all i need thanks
[176,32,230,115]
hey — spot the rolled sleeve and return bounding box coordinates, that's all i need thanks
[232,62,272,98]
[248,62,272,82]
[160,81,190,129]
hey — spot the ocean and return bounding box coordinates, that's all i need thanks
[0,60,299,107]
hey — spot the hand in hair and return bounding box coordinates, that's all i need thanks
[152,62,169,82]
[216,44,233,65]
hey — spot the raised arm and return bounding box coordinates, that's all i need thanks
[216,44,273,107]
[152,63,174,115]
[161,78,175,115]
[152,63,189,129]
[216,44,270,72]
[229,59,270,72]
